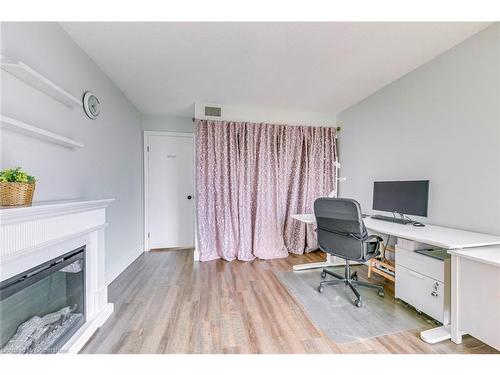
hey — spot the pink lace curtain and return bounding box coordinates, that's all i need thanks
[195,119,338,262]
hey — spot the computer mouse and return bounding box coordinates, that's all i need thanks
[413,222,425,227]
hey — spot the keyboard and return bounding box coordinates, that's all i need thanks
[370,214,412,225]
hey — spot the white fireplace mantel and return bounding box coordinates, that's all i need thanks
[0,199,115,353]
[1,199,114,225]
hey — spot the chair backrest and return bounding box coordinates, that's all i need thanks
[314,198,367,261]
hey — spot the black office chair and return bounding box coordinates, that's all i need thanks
[314,197,385,307]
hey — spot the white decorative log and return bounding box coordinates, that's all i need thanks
[0,306,83,354]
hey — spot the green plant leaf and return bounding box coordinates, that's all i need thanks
[0,167,36,183]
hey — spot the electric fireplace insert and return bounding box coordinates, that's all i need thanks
[0,246,86,354]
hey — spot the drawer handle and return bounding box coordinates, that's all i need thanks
[407,269,424,279]
[431,282,439,297]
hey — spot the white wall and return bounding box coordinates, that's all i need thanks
[142,113,194,133]
[194,102,336,127]
[143,104,337,134]
[338,23,500,235]
[1,22,144,284]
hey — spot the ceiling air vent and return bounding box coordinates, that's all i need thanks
[204,106,222,118]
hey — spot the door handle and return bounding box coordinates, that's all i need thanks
[187,195,193,200]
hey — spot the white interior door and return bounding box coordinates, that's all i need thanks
[146,132,195,249]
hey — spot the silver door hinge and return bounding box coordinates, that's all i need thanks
[148,232,150,238]
[147,146,150,152]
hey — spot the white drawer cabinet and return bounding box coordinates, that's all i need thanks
[395,264,447,322]
[395,246,450,324]
[396,246,444,282]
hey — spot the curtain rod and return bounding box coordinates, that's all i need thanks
[192,117,340,131]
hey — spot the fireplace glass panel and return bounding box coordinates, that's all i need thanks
[0,247,85,354]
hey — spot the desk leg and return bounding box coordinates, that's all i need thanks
[293,254,344,271]
[420,325,451,344]
[293,254,363,271]
[421,252,464,345]
[450,254,463,344]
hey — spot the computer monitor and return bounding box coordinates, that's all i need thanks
[372,180,429,217]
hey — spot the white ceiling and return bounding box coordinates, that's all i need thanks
[61,22,490,117]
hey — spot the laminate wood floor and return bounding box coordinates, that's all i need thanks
[81,250,498,354]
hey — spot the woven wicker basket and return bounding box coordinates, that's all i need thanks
[0,182,36,206]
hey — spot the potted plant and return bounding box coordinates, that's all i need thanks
[0,167,36,206]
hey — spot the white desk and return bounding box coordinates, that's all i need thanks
[448,246,500,351]
[291,214,500,249]
[290,213,500,345]
[363,217,500,249]
[290,213,316,225]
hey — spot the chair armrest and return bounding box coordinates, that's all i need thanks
[363,235,383,258]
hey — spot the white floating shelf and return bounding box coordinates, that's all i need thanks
[0,115,84,148]
[1,55,81,107]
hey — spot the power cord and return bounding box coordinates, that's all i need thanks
[381,234,391,260]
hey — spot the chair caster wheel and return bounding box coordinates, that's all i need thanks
[318,285,324,293]
[351,272,358,281]
[378,290,385,297]
[354,299,362,308]
[321,271,327,279]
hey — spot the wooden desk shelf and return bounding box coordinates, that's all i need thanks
[368,246,395,282]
